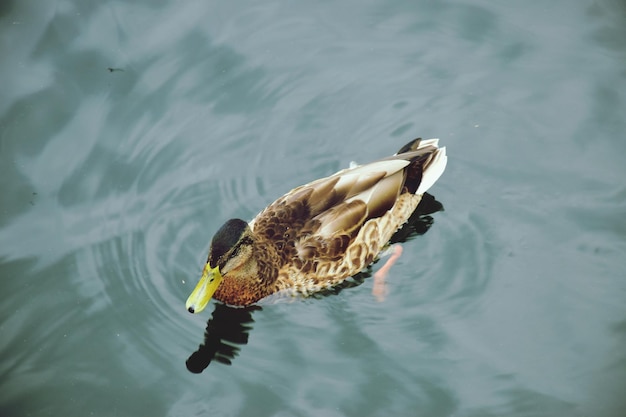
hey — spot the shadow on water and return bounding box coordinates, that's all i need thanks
[186,192,443,373]
[186,304,261,373]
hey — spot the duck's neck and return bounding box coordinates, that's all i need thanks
[213,239,282,306]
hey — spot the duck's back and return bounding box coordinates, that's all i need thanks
[250,138,447,298]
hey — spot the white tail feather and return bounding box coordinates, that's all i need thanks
[416,145,447,194]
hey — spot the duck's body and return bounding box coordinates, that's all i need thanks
[186,138,447,311]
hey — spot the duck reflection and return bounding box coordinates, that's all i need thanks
[186,303,260,373]
[186,193,443,372]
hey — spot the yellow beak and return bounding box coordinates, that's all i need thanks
[186,264,223,314]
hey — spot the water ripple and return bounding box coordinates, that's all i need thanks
[390,207,496,319]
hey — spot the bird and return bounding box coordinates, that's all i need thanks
[186,138,447,312]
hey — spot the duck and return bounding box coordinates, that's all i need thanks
[186,138,447,312]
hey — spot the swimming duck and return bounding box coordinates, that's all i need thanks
[186,138,447,312]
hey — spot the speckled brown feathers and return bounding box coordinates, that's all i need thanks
[203,138,447,306]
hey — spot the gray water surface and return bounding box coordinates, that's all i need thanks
[1,1,626,416]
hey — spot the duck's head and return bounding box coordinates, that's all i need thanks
[186,218,254,313]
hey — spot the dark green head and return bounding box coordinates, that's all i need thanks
[208,218,251,269]
[187,218,254,314]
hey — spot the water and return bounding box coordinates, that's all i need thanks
[1,0,625,416]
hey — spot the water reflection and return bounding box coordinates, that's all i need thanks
[186,193,444,373]
[186,304,260,373]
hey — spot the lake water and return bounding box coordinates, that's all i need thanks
[1,0,625,416]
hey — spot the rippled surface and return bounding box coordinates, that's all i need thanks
[1,0,626,416]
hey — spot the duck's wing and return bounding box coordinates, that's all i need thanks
[304,138,446,237]
[251,138,446,262]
